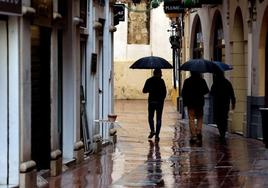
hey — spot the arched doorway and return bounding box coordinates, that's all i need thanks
[190,15,213,124]
[231,8,247,134]
[209,11,225,125]
[192,16,203,58]
[31,26,51,170]
[212,12,224,62]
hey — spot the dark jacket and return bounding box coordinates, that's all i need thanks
[143,76,166,102]
[210,75,236,112]
[181,74,209,108]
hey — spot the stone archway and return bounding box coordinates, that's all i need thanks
[210,11,224,62]
[231,8,247,134]
[191,15,203,59]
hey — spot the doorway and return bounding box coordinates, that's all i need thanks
[0,18,8,184]
[265,31,268,105]
[31,26,51,170]
[98,40,105,138]
[58,30,63,151]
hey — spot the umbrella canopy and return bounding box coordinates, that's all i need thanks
[213,61,233,72]
[130,56,173,69]
[180,58,233,73]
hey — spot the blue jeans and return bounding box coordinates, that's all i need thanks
[148,101,164,137]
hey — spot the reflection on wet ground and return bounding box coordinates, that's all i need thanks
[47,100,268,188]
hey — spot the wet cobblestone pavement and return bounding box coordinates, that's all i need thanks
[47,100,268,188]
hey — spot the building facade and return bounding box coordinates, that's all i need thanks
[0,0,116,187]
[177,0,268,139]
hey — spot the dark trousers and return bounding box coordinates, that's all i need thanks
[148,101,164,137]
[214,107,229,137]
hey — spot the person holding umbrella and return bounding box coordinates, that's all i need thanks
[180,59,233,143]
[181,71,209,144]
[143,68,167,142]
[210,71,236,142]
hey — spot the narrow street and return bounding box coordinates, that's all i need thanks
[47,100,268,188]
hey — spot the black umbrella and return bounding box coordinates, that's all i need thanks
[130,56,173,69]
[213,61,233,71]
[180,58,232,73]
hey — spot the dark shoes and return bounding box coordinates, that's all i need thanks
[148,132,160,142]
[219,134,226,144]
[190,133,202,144]
[148,132,155,139]
[197,133,202,140]
[219,131,227,144]
[190,136,198,144]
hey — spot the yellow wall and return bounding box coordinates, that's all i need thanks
[114,60,174,100]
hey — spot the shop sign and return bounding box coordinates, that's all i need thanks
[163,0,222,13]
[0,0,22,15]
[163,1,184,14]
[201,0,222,4]
[113,4,125,26]
[183,0,201,8]
[31,0,53,27]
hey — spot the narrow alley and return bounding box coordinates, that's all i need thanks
[47,100,268,188]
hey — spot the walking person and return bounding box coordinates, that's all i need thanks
[210,71,236,141]
[143,68,167,142]
[181,71,209,143]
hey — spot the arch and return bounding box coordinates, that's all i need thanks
[258,6,268,104]
[230,7,247,135]
[210,10,224,62]
[190,14,203,58]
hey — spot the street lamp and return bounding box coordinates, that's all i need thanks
[169,22,180,49]
[168,15,184,112]
[168,19,180,90]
